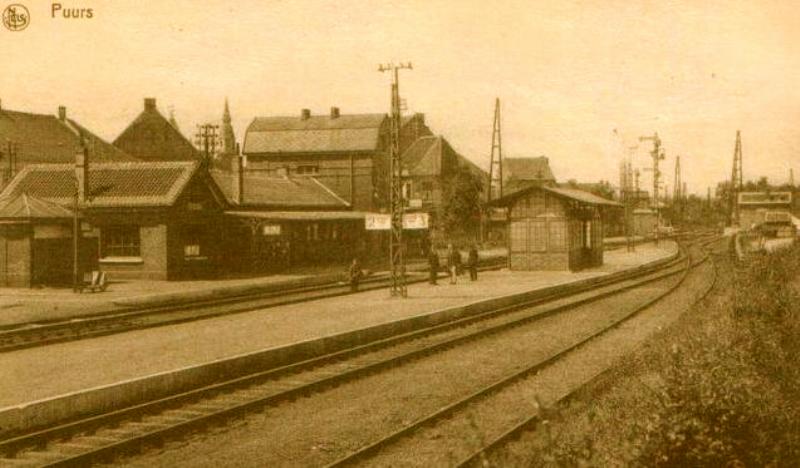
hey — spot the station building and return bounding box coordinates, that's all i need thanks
[737,191,793,229]
[212,156,367,274]
[242,108,430,211]
[490,185,620,271]
[0,158,228,285]
[399,135,487,247]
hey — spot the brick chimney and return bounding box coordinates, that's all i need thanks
[231,154,244,205]
[58,106,66,121]
[330,107,340,119]
[301,108,311,120]
[75,146,89,204]
[144,97,156,111]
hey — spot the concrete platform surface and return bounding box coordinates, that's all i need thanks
[0,249,508,328]
[0,242,676,409]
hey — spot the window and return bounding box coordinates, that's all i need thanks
[529,219,547,252]
[509,221,528,252]
[295,165,319,175]
[102,226,140,258]
[182,226,206,260]
[548,220,567,252]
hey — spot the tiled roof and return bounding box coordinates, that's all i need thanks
[402,135,487,181]
[738,192,792,205]
[0,193,74,220]
[503,157,556,183]
[490,184,620,208]
[113,102,201,161]
[0,161,199,208]
[226,211,365,221]
[211,170,350,208]
[243,113,387,154]
[0,109,134,165]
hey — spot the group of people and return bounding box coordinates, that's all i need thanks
[428,244,479,285]
[346,243,481,293]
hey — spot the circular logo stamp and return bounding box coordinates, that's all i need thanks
[2,4,30,31]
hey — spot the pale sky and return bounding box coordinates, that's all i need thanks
[2,0,799,194]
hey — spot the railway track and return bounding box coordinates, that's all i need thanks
[450,236,725,468]
[0,236,714,467]
[0,260,505,353]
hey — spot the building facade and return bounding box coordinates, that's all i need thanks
[0,102,133,188]
[737,191,793,229]
[492,185,619,271]
[114,98,202,162]
[242,108,430,211]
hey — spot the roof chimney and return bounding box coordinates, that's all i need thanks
[58,106,66,121]
[231,154,244,205]
[144,98,156,111]
[301,108,311,120]
[75,146,89,204]
[330,107,340,119]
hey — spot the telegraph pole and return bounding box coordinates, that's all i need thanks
[379,62,412,298]
[639,133,664,245]
[194,124,219,166]
[729,130,743,227]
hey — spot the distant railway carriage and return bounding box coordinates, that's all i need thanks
[490,185,620,271]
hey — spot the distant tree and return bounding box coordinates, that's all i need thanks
[441,164,483,239]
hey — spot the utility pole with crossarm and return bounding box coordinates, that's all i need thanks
[379,62,412,298]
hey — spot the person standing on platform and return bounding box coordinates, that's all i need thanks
[428,246,440,285]
[348,257,363,292]
[447,244,460,285]
[468,244,479,281]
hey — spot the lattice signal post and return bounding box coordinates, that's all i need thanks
[487,98,503,203]
[379,62,412,298]
[729,130,743,227]
[639,133,665,245]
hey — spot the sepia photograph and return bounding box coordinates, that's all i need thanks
[0,0,798,466]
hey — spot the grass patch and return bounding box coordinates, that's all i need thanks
[505,241,800,467]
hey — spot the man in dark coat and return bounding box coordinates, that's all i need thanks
[467,245,479,281]
[428,247,440,285]
[348,257,363,292]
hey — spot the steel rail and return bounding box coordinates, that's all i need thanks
[454,237,723,468]
[0,237,710,466]
[325,239,711,467]
[0,260,507,353]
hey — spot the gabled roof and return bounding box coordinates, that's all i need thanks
[0,161,200,208]
[489,184,620,208]
[211,170,350,209]
[243,113,387,154]
[402,135,487,181]
[0,108,134,165]
[113,99,201,162]
[503,157,556,182]
[0,193,74,220]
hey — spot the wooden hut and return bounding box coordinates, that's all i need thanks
[490,185,620,271]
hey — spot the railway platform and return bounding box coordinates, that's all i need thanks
[0,248,508,327]
[0,241,677,434]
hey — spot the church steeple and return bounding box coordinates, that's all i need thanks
[221,98,236,155]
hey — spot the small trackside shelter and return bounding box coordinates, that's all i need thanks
[490,185,620,271]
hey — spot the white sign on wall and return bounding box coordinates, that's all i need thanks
[364,213,429,230]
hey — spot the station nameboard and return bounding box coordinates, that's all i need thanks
[365,213,429,230]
